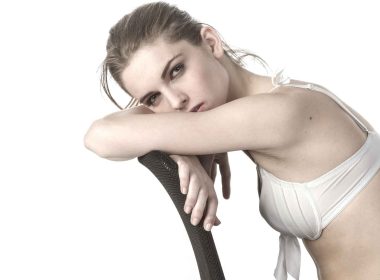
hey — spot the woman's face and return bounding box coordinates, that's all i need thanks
[120,36,230,113]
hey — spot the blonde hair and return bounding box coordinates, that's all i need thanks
[101,1,269,109]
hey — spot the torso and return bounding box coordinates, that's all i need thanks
[246,82,380,279]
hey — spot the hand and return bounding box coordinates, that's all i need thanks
[169,154,220,231]
[211,153,231,200]
[197,153,231,200]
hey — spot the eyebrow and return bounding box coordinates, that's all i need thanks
[138,53,183,104]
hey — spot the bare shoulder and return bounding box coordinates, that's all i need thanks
[276,78,375,131]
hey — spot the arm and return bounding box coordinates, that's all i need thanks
[169,152,230,230]
[170,154,221,231]
[84,105,154,159]
[197,153,230,200]
[84,93,307,160]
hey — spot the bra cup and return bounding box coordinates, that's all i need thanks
[259,168,322,239]
[259,71,378,280]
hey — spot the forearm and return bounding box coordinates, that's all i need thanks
[102,105,154,122]
[84,105,154,160]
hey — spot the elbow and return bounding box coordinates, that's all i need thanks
[83,119,140,161]
[83,120,112,159]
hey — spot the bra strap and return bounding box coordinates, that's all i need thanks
[270,70,370,133]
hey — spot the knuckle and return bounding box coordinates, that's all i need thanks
[192,212,205,221]
[192,175,200,184]
[178,175,188,184]
[178,166,189,175]
[209,193,218,200]
[179,181,187,189]
[205,211,216,219]
[178,158,188,166]
[210,198,219,206]
[192,208,203,217]
[198,188,209,196]
[185,197,196,206]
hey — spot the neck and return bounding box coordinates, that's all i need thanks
[222,56,275,102]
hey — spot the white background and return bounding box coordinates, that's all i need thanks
[1,0,379,279]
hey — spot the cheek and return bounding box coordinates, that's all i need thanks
[206,63,229,103]
[215,65,229,95]
[193,60,229,97]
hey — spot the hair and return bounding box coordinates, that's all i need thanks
[101,1,269,110]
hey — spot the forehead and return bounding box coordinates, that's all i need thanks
[121,38,200,97]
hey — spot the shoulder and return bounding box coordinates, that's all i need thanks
[262,83,327,144]
[269,79,327,115]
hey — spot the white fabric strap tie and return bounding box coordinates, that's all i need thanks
[274,233,301,280]
[272,69,291,86]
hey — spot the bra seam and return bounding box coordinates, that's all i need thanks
[281,186,309,237]
[269,175,295,235]
[296,187,322,239]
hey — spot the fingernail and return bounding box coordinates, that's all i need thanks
[205,223,212,231]
[191,218,199,225]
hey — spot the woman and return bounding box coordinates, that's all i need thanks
[84,2,380,279]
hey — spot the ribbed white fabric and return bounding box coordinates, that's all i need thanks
[258,70,380,280]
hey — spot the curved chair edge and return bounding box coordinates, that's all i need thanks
[138,151,225,280]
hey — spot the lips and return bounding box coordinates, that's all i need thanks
[190,103,204,112]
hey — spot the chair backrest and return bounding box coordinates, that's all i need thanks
[138,151,225,280]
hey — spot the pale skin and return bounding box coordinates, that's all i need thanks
[84,26,380,279]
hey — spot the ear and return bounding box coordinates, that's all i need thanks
[200,25,224,59]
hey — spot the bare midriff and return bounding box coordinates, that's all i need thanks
[302,169,380,280]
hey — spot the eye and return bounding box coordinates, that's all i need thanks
[145,92,160,106]
[169,63,184,79]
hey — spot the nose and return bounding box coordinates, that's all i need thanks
[166,89,189,111]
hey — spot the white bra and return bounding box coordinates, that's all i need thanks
[257,70,380,280]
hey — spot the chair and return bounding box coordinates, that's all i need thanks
[138,151,226,280]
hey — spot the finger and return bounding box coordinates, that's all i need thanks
[184,175,201,215]
[222,176,231,199]
[219,156,231,199]
[169,155,189,194]
[177,160,190,195]
[202,196,218,231]
[190,188,209,226]
[214,216,221,226]
[169,154,180,161]
[211,161,217,182]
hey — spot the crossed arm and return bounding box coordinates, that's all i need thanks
[169,153,230,231]
[84,93,305,231]
[84,105,232,232]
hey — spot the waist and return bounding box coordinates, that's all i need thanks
[319,264,380,280]
[302,171,380,277]
[315,252,380,280]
